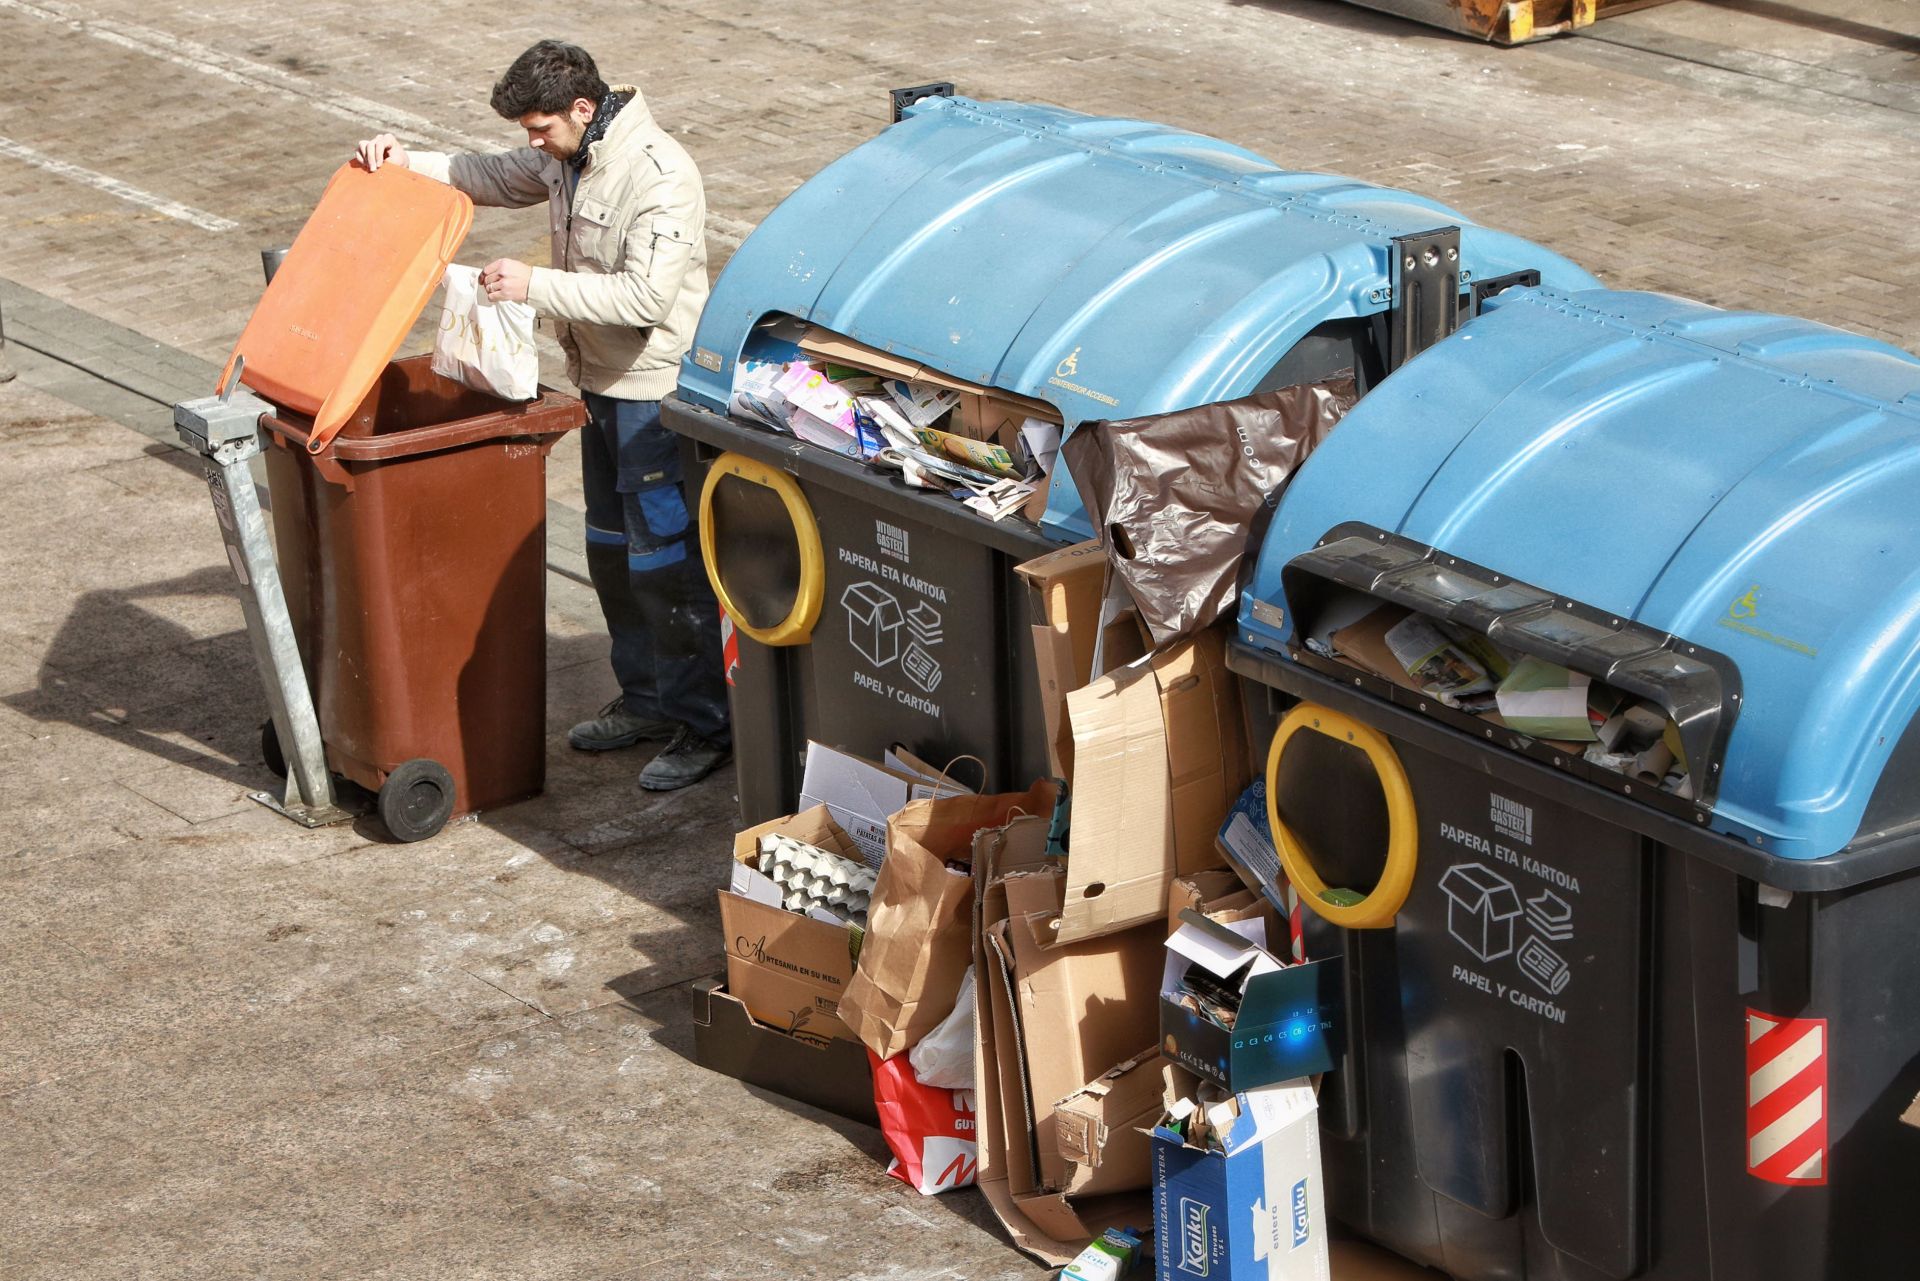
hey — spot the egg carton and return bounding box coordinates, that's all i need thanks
[758,833,877,925]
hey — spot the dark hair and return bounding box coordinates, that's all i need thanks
[490,40,608,119]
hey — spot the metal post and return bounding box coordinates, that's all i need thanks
[175,382,350,827]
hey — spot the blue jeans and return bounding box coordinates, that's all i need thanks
[580,393,729,744]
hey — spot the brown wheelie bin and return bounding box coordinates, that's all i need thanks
[260,358,582,840]
[229,162,585,841]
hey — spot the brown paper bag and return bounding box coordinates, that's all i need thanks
[839,778,1060,1060]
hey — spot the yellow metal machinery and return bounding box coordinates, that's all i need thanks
[1336,0,1673,45]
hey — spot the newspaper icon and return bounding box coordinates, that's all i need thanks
[1517,935,1572,995]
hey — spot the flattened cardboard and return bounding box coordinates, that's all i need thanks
[797,741,922,868]
[913,423,1028,479]
[1055,630,1246,946]
[799,328,974,395]
[1060,656,1173,943]
[1007,913,1166,1192]
[1016,540,1108,778]
[1326,605,1422,693]
[1154,629,1251,877]
[973,817,1154,1265]
[690,979,878,1127]
[1054,1047,1163,1197]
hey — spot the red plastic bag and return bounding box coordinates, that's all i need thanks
[869,1049,978,1195]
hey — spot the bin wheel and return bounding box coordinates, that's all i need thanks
[261,718,287,779]
[1266,702,1418,930]
[378,759,456,843]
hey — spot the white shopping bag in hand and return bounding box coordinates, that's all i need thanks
[432,264,538,401]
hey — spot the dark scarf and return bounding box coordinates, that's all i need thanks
[568,90,628,171]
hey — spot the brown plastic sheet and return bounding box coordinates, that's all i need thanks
[1062,375,1357,646]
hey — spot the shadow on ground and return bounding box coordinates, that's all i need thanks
[4,563,270,788]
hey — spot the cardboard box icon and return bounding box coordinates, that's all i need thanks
[1438,863,1524,963]
[842,581,905,667]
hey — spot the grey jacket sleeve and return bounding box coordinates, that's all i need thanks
[524,160,703,329]
[408,149,550,208]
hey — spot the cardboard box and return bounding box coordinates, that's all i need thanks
[799,325,1060,452]
[689,978,879,1127]
[1057,631,1250,945]
[972,816,1155,1265]
[1161,910,1341,1092]
[1053,1047,1164,1197]
[1168,868,1272,939]
[1017,540,1108,779]
[1005,897,1165,1192]
[718,807,864,1046]
[1157,629,1252,877]
[1061,655,1173,943]
[1153,1069,1330,1281]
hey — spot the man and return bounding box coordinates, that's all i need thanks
[357,40,730,791]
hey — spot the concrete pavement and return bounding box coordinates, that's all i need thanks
[0,1,1914,1277]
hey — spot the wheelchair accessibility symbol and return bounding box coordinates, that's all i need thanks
[1728,584,1760,620]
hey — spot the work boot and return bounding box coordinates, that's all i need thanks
[568,696,677,752]
[637,726,732,792]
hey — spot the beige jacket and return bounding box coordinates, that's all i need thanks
[411,86,708,401]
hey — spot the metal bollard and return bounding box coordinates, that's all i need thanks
[260,246,290,284]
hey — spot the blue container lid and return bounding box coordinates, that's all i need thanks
[1242,286,1920,860]
[678,95,1596,540]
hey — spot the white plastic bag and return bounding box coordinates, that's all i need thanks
[431,264,537,401]
[908,966,977,1091]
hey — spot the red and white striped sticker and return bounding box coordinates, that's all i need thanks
[719,609,739,687]
[1285,883,1306,963]
[1746,1009,1828,1186]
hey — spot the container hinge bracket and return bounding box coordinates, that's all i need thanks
[889,82,955,123]
[1471,268,1542,316]
[1388,227,1462,371]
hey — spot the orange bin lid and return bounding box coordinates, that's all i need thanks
[221,163,474,454]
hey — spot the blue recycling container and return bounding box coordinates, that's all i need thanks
[1232,285,1920,1279]
[663,91,1596,823]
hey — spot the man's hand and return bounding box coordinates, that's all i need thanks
[354,134,410,172]
[480,259,533,305]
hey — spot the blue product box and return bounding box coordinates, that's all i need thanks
[1159,910,1341,1092]
[1152,1078,1330,1281]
